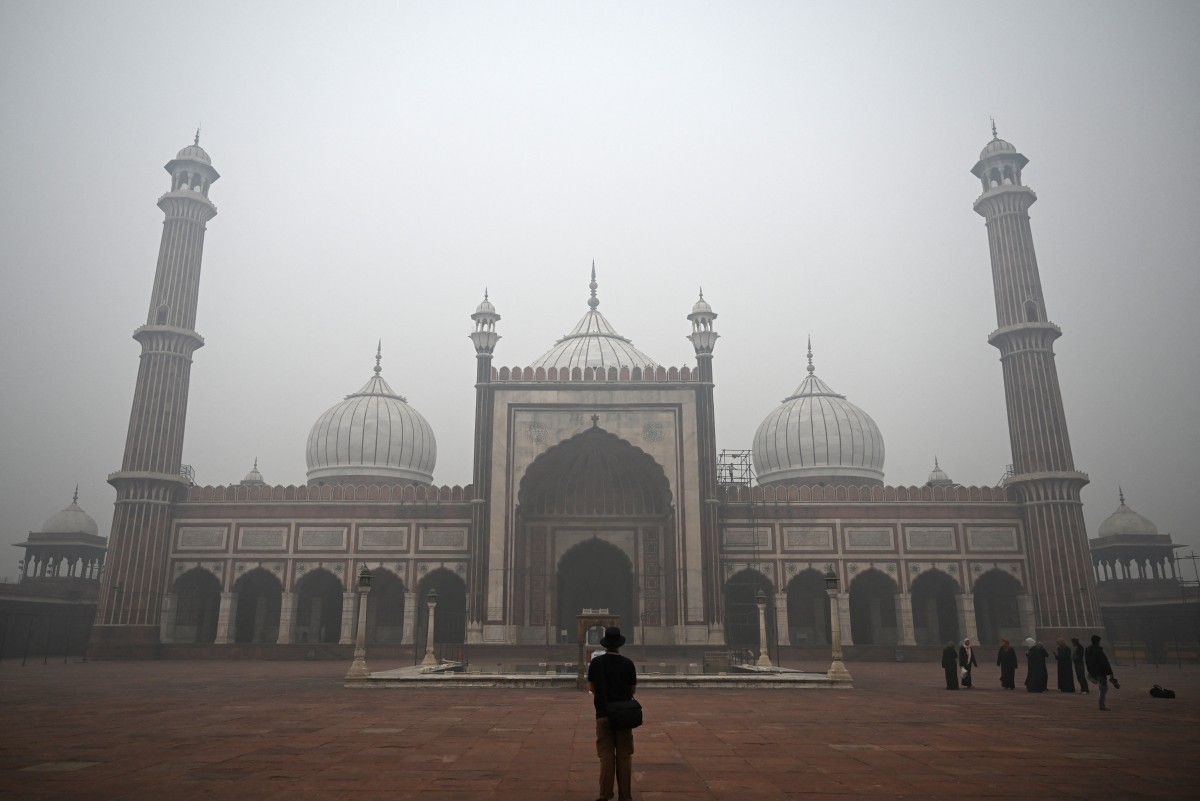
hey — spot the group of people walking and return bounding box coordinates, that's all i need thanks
[943,634,1116,710]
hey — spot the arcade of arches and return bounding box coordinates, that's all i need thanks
[512,426,675,644]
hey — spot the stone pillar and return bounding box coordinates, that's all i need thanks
[215,592,236,644]
[955,594,978,644]
[894,593,916,646]
[276,592,295,645]
[774,593,790,646]
[1017,593,1036,641]
[159,593,176,644]
[836,592,853,646]
[339,591,356,645]
[402,591,416,644]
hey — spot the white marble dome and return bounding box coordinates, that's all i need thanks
[175,143,211,165]
[752,348,885,486]
[306,352,436,485]
[42,490,99,536]
[1098,492,1158,538]
[979,137,1016,160]
[532,268,657,371]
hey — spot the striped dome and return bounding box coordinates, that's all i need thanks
[305,351,436,485]
[531,267,657,370]
[752,348,885,486]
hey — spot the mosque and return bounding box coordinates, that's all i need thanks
[56,131,1150,658]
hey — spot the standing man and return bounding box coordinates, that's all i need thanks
[958,638,978,688]
[587,627,637,801]
[1070,637,1090,694]
[1084,634,1115,711]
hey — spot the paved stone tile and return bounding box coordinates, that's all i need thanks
[1,660,1198,799]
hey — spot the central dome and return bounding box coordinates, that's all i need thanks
[531,267,657,370]
[752,343,885,486]
[306,347,436,486]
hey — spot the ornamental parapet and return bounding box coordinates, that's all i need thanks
[181,482,475,504]
[719,483,1012,505]
[491,364,698,383]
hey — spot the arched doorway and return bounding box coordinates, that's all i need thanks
[416,568,467,645]
[724,569,776,652]
[973,569,1023,646]
[234,568,282,644]
[848,569,899,645]
[294,568,343,644]
[173,568,220,644]
[365,569,406,644]
[514,425,674,641]
[786,569,830,646]
[910,569,960,646]
[557,538,634,641]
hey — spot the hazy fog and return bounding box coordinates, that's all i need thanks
[1,1,1197,582]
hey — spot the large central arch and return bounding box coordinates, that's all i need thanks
[512,425,675,643]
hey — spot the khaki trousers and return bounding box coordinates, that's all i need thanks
[595,717,634,801]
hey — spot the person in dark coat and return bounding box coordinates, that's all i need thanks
[1054,638,1077,692]
[996,639,1018,689]
[1071,637,1090,693]
[1084,634,1115,711]
[958,638,978,688]
[1024,637,1049,692]
[942,641,960,689]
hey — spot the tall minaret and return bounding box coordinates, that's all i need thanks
[971,126,1101,637]
[467,289,500,643]
[687,290,722,639]
[91,134,219,653]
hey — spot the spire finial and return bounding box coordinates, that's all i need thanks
[484,287,489,301]
[806,335,814,375]
[990,116,997,140]
[1118,486,1125,506]
[374,340,382,375]
[195,126,201,146]
[934,456,940,470]
[72,485,79,504]
[588,261,599,309]
[253,457,258,470]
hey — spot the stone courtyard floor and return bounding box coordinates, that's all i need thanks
[2,658,1198,800]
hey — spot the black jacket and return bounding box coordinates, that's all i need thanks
[1084,643,1113,677]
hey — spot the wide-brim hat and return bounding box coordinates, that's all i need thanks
[599,626,626,649]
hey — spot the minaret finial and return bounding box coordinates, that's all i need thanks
[588,261,599,309]
[699,286,704,300]
[72,485,79,504]
[1118,486,1125,506]
[806,335,814,375]
[253,457,258,470]
[374,340,382,375]
[934,456,940,470]
[990,116,997,140]
[195,126,201,146]
[484,287,489,301]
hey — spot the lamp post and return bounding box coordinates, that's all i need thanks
[824,569,851,681]
[755,589,773,667]
[421,588,439,667]
[345,565,372,680]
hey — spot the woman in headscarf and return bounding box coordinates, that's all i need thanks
[1054,637,1076,693]
[996,639,1018,689]
[1024,637,1050,693]
[941,641,960,689]
[958,638,978,688]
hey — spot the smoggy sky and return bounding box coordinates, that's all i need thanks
[1,1,1197,582]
